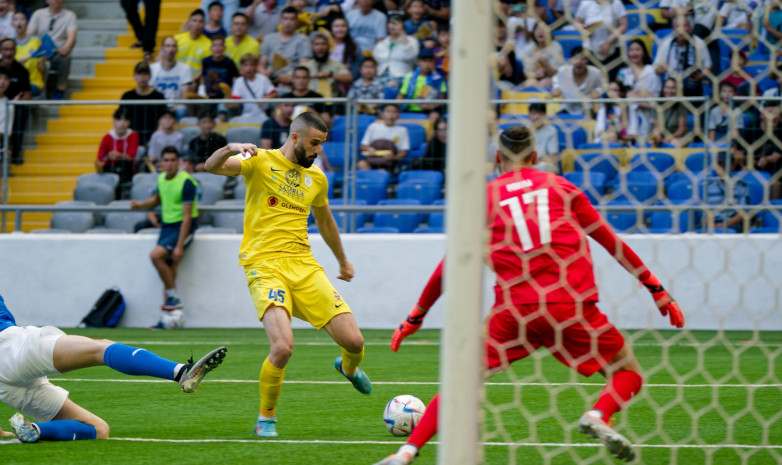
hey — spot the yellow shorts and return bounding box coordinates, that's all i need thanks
[245,256,351,329]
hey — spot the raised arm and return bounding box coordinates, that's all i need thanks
[204,143,258,176]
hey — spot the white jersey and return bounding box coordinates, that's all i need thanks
[150,62,193,101]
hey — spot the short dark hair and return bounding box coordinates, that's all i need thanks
[291,112,328,136]
[197,109,216,121]
[281,6,298,17]
[161,146,180,158]
[720,81,737,93]
[498,125,535,162]
[0,38,14,48]
[190,8,205,19]
[113,107,130,121]
[528,102,546,114]
[0,66,11,80]
[134,61,151,75]
[381,103,400,112]
[210,34,226,44]
[232,12,249,21]
[570,45,585,58]
[207,1,222,10]
[159,109,177,120]
[360,56,378,66]
[293,65,310,77]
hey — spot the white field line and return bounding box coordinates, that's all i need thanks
[52,379,782,388]
[2,437,780,450]
[118,340,782,348]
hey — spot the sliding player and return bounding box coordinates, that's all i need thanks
[376,125,685,464]
[0,293,227,443]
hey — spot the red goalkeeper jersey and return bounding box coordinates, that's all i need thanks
[487,168,606,305]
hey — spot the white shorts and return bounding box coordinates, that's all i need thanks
[0,326,69,422]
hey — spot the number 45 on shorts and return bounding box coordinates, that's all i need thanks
[268,289,286,303]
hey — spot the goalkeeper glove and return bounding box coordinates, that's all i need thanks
[391,305,428,352]
[642,273,685,328]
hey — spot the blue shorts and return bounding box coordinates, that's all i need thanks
[157,219,198,253]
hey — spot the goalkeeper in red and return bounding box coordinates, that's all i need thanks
[375,125,685,464]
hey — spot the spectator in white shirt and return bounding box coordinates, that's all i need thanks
[358,103,410,171]
[574,0,627,80]
[521,22,565,88]
[617,39,660,140]
[373,13,419,87]
[230,53,277,119]
[719,0,752,30]
[150,36,194,119]
[345,0,387,54]
[653,16,711,97]
[551,46,604,115]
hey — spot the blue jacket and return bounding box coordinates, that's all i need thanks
[0,293,16,332]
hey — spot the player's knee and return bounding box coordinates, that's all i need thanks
[93,418,110,439]
[343,333,364,354]
[270,341,293,363]
[150,247,167,262]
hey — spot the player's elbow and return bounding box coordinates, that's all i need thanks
[93,418,110,439]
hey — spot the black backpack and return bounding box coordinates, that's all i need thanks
[80,288,126,328]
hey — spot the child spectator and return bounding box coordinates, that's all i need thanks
[347,57,384,115]
[528,102,560,173]
[404,0,437,40]
[260,101,295,149]
[146,110,184,172]
[203,1,227,39]
[358,103,410,171]
[200,35,239,100]
[708,81,744,144]
[230,53,277,119]
[12,11,44,98]
[188,110,227,172]
[396,48,447,120]
[594,81,637,145]
[96,107,138,185]
[225,13,259,69]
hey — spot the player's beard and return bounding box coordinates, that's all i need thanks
[294,141,315,168]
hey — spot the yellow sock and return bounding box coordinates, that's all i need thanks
[340,346,364,376]
[259,357,286,418]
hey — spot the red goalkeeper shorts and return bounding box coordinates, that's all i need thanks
[484,302,625,377]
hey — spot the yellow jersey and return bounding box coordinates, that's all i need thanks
[15,36,44,89]
[174,32,212,77]
[225,35,260,69]
[237,149,329,265]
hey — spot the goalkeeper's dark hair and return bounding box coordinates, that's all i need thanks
[291,111,328,136]
[498,125,535,162]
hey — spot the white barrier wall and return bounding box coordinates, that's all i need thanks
[0,234,780,331]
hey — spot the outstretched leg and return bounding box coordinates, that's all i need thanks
[256,306,293,437]
[373,393,440,465]
[10,399,107,443]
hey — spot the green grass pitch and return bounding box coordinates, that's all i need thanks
[1,328,780,464]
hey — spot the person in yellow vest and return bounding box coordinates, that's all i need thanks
[204,113,372,438]
[12,11,44,98]
[130,146,199,317]
[175,9,212,79]
[225,12,259,69]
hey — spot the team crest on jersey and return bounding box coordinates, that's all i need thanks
[333,291,343,302]
[268,196,278,207]
[304,175,313,188]
[285,169,301,187]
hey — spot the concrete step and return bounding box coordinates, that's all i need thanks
[69,89,132,100]
[94,61,141,77]
[59,105,115,117]
[11,163,95,176]
[8,176,78,193]
[47,118,113,132]
[3,220,51,233]
[68,0,129,20]
[36,133,103,146]
[7,191,73,205]
[74,76,135,90]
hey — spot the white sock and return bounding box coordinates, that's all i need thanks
[586,409,604,419]
[165,289,177,299]
[398,444,418,457]
[173,363,184,379]
[258,413,275,421]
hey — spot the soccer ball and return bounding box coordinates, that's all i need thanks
[383,395,426,437]
[160,309,185,329]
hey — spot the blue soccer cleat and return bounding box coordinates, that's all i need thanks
[255,417,278,437]
[9,413,40,443]
[161,296,183,311]
[178,346,227,393]
[334,356,372,394]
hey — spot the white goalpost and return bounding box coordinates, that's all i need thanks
[439,0,492,464]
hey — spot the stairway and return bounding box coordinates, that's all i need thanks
[4,0,198,232]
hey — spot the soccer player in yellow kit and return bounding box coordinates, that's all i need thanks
[205,112,371,438]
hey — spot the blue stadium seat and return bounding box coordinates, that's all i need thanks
[329,125,347,142]
[684,152,712,173]
[373,199,423,233]
[734,171,769,205]
[620,171,660,184]
[694,228,738,234]
[550,113,585,121]
[555,38,583,59]
[554,124,587,151]
[516,85,553,92]
[625,12,655,31]
[667,181,698,204]
[613,181,658,204]
[399,112,429,120]
[395,181,442,205]
[399,123,428,161]
[428,211,444,228]
[750,227,780,234]
[552,29,582,38]
[332,114,377,129]
[413,226,444,234]
[645,228,677,234]
[744,64,769,78]
[650,211,692,233]
[356,226,400,233]
[577,142,624,150]
[322,141,350,170]
[324,170,335,198]
[665,171,703,188]
[356,169,391,185]
[762,211,780,229]
[330,198,367,232]
[563,171,607,195]
[399,170,444,185]
[353,181,387,205]
[573,152,619,184]
[606,212,639,232]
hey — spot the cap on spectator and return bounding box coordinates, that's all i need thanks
[388,11,404,23]
[418,48,435,60]
[134,62,151,75]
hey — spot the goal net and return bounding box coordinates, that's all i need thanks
[447,0,782,463]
